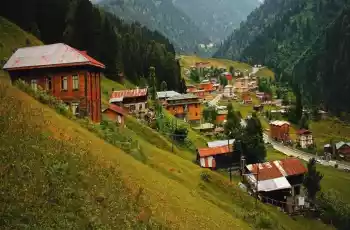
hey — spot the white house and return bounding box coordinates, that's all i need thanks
[297,129,313,149]
[223,85,235,98]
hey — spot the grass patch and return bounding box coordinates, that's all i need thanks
[255,68,275,79]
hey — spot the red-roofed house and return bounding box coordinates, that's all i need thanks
[245,158,307,208]
[109,88,148,113]
[102,104,125,126]
[196,145,239,169]
[3,43,105,123]
[270,120,290,142]
[297,129,313,149]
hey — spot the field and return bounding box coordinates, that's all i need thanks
[0,16,336,230]
[255,67,275,79]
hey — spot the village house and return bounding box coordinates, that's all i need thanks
[186,84,197,93]
[242,93,253,104]
[156,91,181,104]
[324,141,350,160]
[207,139,235,148]
[197,145,235,169]
[102,104,125,126]
[256,92,272,102]
[270,120,290,142]
[199,80,214,92]
[109,88,148,113]
[191,89,206,99]
[216,110,228,125]
[245,158,307,213]
[248,80,258,91]
[3,43,105,123]
[296,129,314,149]
[165,94,201,123]
[193,123,215,134]
[234,76,249,93]
[223,85,235,98]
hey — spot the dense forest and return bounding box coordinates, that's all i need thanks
[0,0,184,91]
[97,0,210,53]
[172,0,261,43]
[215,0,350,115]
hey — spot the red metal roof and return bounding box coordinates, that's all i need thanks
[104,104,125,115]
[246,158,307,181]
[110,88,148,100]
[197,146,230,157]
[279,158,307,176]
[297,129,312,135]
[247,162,284,181]
[3,43,105,70]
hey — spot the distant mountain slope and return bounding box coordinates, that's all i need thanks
[97,0,210,53]
[172,0,261,43]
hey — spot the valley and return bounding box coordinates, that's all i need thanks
[2,0,350,229]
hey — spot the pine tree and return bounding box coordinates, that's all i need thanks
[149,67,157,100]
[303,158,323,205]
[160,81,168,91]
[224,104,242,139]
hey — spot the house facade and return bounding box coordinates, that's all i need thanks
[270,120,290,142]
[199,81,214,92]
[3,43,105,123]
[234,76,249,93]
[297,129,313,149]
[245,158,307,212]
[102,104,125,126]
[197,146,232,169]
[223,85,235,98]
[109,88,148,113]
[166,94,201,123]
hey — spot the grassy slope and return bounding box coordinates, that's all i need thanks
[255,68,275,79]
[0,16,334,230]
[179,55,252,83]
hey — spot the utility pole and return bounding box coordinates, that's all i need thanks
[256,164,260,206]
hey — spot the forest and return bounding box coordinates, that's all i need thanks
[0,0,184,92]
[215,0,350,116]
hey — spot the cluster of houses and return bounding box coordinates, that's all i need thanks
[196,137,308,213]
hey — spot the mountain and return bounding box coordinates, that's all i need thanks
[214,0,350,115]
[1,0,183,91]
[96,0,210,53]
[215,0,348,75]
[172,0,261,43]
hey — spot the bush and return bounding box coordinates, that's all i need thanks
[200,171,211,182]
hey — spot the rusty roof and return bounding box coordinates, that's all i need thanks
[103,104,125,115]
[297,129,312,135]
[197,146,230,157]
[3,43,105,70]
[278,158,307,176]
[110,88,148,102]
[246,158,307,181]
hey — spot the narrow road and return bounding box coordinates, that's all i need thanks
[263,133,350,171]
[208,93,223,107]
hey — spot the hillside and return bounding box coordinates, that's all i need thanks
[172,0,261,43]
[97,0,210,53]
[1,0,182,91]
[214,0,348,75]
[0,17,335,230]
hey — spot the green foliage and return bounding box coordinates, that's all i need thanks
[258,78,273,95]
[303,158,324,204]
[149,66,157,101]
[241,113,266,163]
[318,189,350,230]
[299,114,309,129]
[99,0,210,53]
[1,0,182,91]
[190,69,200,83]
[224,103,242,139]
[203,106,218,125]
[219,75,228,86]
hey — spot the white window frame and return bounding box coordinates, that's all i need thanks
[72,75,79,90]
[31,79,37,91]
[71,102,80,115]
[61,76,68,91]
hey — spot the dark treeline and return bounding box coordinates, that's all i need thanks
[0,0,182,91]
[214,0,350,116]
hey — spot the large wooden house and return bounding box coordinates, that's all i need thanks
[166,94,201,123]
[270,120,290,142]
[3,43,105,123]
[109,88,148,113]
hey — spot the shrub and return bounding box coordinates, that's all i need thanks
[200,171,211,182]
[256,214,273,229]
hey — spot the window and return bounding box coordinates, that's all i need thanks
[71,102,80,115]
[61,76,68,91]
[72,75,79,90]
[46,77,52,91]
[31,79,37,91]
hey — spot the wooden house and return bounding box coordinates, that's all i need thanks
[234,76,249,93]
[270,120,290,142]
[199,80,214,92]
[3,43,105,123]
[197,145,235,169]
[109,88,148,113]
[245,158,307,211]
[102,104,125,126]
[186,84,197,93]
[166,94,201,123]
[324,141,350,160]
[296,129,313,149]
[156,91,181,104]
